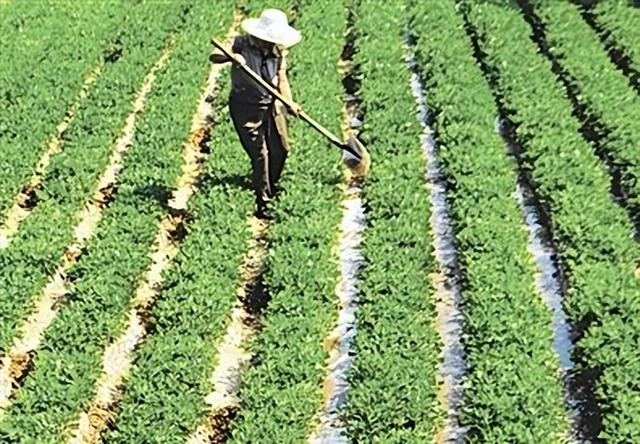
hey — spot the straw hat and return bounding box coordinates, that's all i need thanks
[241,9,302,48]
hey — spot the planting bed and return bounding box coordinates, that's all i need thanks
[1,1,638,442]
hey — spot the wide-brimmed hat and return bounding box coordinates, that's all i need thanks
[241,9,302,48]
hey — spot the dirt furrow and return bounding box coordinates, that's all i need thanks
[459,7,590,440]
[308,141,365,443]
[185,216,269,444]
[0,62,103,249]
[404,34,467,444]
[0,39,174,417]
[307,176,364,444]
[307,8,366,440]
[497,117,579,441]
[65,27,238,444]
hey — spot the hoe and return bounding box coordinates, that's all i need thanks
[212,39,371,176]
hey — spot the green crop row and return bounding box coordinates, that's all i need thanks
[0,2,233,441]
[104,80,249,444]
[0,2,189,357]
[227,0,346,442]
[408,2,570,442]
[0,1,131,217]
[591,0,640,89]
[340,0,441,441]
[102,16,259,444]
[529,0,639,231]
[462,2,640,441]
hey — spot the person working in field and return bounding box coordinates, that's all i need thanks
[210,9,302,220]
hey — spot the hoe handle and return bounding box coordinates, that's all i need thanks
[212,39,347,151]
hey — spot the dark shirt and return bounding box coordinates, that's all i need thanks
[230,36,283,106]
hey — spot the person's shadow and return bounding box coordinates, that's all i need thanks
[196,172,253,193]
[132,183,173,211]
[131,172,253,212]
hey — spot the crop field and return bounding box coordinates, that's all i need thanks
[0,0,639,442]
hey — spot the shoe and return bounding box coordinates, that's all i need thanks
[255,204,273,221]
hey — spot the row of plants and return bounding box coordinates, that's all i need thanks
[339,0,441,441]
[590,0,640,89]
[407,1,571,442]
[0,1,237,441]
[462,2,640,441]
[104,88,251,444]
[98,14,253,444]
[534,1,640,229]
[528,0,640,231]
[227,0,347,441]
[0,1,190,357]
[0,0,131,217]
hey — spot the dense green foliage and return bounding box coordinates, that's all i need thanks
[228,0,345,441]
[0,1,224,441]
[0,1,638,441]
[538,1,639,225]
[342,0,441,441]
[0,1,131,216]
[409,1,569,441]
[591,0,640,85]
[463,1,640,440]
[0,0,189,358]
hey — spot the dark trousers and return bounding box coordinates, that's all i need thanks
[229,100,289,206]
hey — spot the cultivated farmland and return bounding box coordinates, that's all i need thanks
[0,0,638,443]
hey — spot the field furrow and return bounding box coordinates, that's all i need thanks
[309,176,364,443]
[308,5,366,440]
[341,0,441,441]
[406,2,571,442]
[185,215,269,444]
[227,0,346,441]
[461,1,640,441]
[0,0,189,364]
[405,33,466,444]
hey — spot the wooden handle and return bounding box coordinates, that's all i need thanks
[212,39,347,151]
[297,111,345,149]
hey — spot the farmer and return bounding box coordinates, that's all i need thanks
[210,9,302,220]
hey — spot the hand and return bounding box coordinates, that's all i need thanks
[287,102,302,117]
[210,40,236,64]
